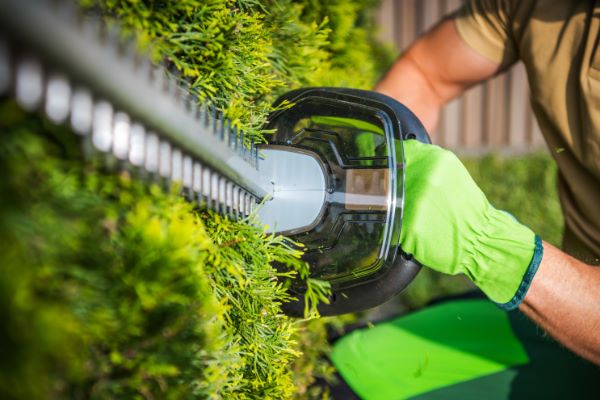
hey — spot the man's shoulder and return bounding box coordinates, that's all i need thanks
[455,0,593,64]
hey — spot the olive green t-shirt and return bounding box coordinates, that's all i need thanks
[455,0,600,264]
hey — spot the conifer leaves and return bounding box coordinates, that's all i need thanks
[0,0,386,397]
[83,0,382,141]
[0,113,328,398]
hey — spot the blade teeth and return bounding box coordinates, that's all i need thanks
[192,161,202,204]
[222,181,229,216]
[232,125,239,151]
[220,118,226,142]
[70,87,93,135]
[45,73,71,124]
[223,119,230,145]
[209,104,217,129]
[237,191,243,217]
[203,101,210,115]
[214,113,221,138]
[241,191,249,218]
[92,101,113,152]
[16,55,44,111]
[170,71,183,97]
[2,3,262,221]
[250,143,257,167]
[158,139,171,178]
[163,71,173,94]
[188,92,199,116]
[129,123,146,166]
[171,147,183,183]
[239,130,246,159]
[232,186,239,217]
[0,37,11,95]
[218,176,226,214]
[225,181,234,218]
[144,132,160,173]
[245,192,252,216]
[202,166,211,208]
[182,155,193,192]
[174,86,184,105]
[213,109,221,138]
[170,79,183,105]
[198,102,208,126]
[210,171,219,211]
[216,174,224,212]
[236,188,244,218]
[188,100,197,118]
[240,191,248,216]
[183,90,194,113]
[112,111,130,160]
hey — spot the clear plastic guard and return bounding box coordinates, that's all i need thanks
[267,97,404,286]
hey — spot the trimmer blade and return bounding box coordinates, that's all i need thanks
[0,0,268,216]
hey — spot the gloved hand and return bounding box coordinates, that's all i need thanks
[400,140,543,309]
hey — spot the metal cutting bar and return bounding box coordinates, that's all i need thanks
[0,0,272,210]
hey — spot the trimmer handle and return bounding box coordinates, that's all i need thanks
[323,88,431,144]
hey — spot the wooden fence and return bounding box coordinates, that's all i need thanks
[375,0,545,154]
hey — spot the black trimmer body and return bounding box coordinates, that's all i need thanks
[258,88,431,316]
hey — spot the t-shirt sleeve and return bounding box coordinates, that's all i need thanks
[454,0,519,66]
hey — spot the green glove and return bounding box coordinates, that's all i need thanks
[400,140,543,309]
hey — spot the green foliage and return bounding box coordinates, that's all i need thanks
[0,105,325,398]
[83,0,384,141]
[296,0,394,87]
[1,0,385,398]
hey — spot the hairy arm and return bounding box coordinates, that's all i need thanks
[521,243,600,365]
[375,18,499,133]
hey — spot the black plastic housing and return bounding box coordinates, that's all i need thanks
[265,88,431,316]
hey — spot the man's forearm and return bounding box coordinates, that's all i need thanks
[521,242,600,365]
[375,18,500,134]
[375,54,444,132]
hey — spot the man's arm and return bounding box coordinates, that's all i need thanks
[375,18,499,133]
[522,242,600,364]
[401,139,600,366]
[383,15,600,366]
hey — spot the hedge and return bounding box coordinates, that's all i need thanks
[0,1,386,399]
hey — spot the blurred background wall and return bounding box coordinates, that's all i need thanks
[374,0,546,155]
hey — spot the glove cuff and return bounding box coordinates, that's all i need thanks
[463,208,541,305]
[495,235,543,310]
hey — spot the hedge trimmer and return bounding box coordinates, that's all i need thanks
[0,0,430,316]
